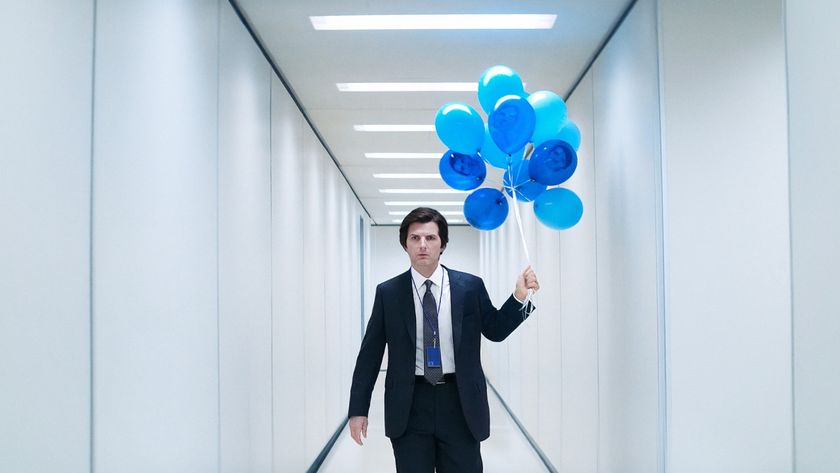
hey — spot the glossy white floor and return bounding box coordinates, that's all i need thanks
[320,376,548,472]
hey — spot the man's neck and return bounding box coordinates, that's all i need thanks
[412,263,439,279]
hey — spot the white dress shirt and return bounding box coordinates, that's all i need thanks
[410,265,456,375]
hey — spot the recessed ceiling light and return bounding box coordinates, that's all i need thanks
[379,189,468,194]
[338,82,477,92]
[354,124,436,132]
[365,152,441,159]
[392,218,466,224]
[384,201,463,206]
[373,173,441,179]
[310,14,557,30]
[389,210,463,216]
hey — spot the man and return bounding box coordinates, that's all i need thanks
[348,207,539,472]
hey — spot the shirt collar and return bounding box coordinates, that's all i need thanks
[410,264,445,289]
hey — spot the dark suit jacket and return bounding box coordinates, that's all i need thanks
[348,266,532,441]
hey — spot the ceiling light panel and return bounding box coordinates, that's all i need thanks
[389,210,463,216]
[384,201,463,206]
[338,82,477,92]
[310,14,557,30]
[354,124,435,132]
[365,153,441,159]
[373,173,441,179]
[379,189,468,194]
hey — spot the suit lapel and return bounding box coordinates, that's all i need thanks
[397,270,416,346]
[446,266,465,354]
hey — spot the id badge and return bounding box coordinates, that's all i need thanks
[425,346,442,368]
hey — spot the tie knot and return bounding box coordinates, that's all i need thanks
[424,280,433,291]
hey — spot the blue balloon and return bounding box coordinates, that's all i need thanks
[528,139,577,186]
[533,188,583,230]
[555,121,581,151]
[479,123,524,169]
[464,188,509,231]
[528,91,568,146]
[438,151,486,191]
[489,95,536,154]
[503,163,546,202]
[478,65,526,114]
[434,102,485,155]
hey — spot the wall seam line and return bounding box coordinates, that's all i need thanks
[88,0,98,471]
[782,0,797,469]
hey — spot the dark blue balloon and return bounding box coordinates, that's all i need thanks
[533,188,583,230]
[464,188,509,231]
[438,151,486,191]
[488,95,536,155]
[529,139,578,186]
[503,163,546,202]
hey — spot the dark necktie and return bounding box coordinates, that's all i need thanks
[423,280,443,385]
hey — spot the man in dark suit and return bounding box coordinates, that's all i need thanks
[348,207,539,472]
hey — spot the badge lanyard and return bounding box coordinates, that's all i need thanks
[411,269,446,347]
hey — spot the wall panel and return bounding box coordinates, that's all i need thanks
[218,3,273,471]
[270,77,308,470]
[659,0,792,470]
[558,72,598,472]
[787,0,840,470]
[92,1,220,471]
[0,2,93,471]
[592,1,663,471]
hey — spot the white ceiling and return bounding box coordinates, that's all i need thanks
[236,0,631,225]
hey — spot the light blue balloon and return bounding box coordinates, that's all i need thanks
[528,91,568,146]
[478,65,526,114]
[480,123,524,169]
[533,188,583,230]
[438,151,486,191]
[555,121,581,151]
[464,188,509,231]
[528,139,577,186]
[489,95,536,154]
[434,102,485,155]
[503,162,546,202]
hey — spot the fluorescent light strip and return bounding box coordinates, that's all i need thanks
[365,153,441,159]
[354,124,435,132]
[311,14,557,30]
[338,82,477,92]
[392,219,465,224]
[384,201,463,206]
[390,210,463,216]
[374,173,441,179]
[380,189,468,194]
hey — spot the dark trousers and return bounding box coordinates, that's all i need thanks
[390,378,482,473]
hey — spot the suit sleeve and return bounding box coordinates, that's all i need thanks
[348,285,387,418]
[477,278,535,342]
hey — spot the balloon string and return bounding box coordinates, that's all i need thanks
[505,159,535,314]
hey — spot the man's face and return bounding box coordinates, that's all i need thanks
[405,221,445,275]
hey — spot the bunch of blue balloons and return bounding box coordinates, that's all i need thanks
[434,65,584,231]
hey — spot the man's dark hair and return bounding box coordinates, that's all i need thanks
[399,207,449,251]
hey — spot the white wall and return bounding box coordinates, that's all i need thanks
[0,2,94,472]
[219,4,272,471]
[1,1,369,471]
[93,2,220,470]
[480,0,797,472]
[787,0,840,470]
[659,0,792,471]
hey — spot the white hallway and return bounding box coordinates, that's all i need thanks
[1,0,838,472]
